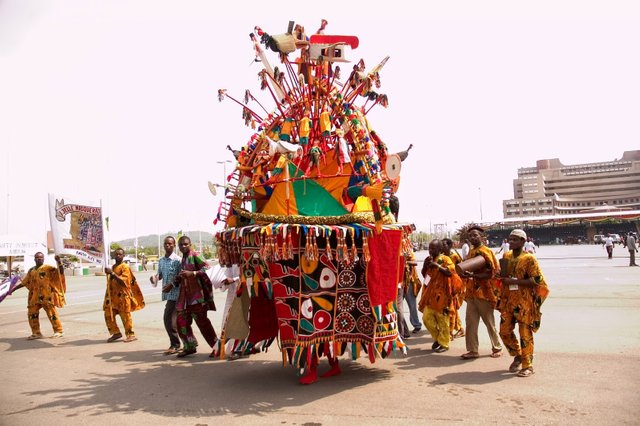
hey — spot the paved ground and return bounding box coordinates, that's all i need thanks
[1,244,639,425]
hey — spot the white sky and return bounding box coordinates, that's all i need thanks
[1,0,639,242]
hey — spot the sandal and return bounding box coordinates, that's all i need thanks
[517,367,534,377]
[460,352,479,360]
[490,349,503,358]
[107,333,123,343]
[453,329,465,339]
[27,333,44,340]
[509,356,522,372]
[123,335,138,343]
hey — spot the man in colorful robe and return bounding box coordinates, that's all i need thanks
[175,236,218,358]
[442,238,464,339]
[499,229,549,377]
[11,252,66,339]
[419,240,455,353]
[104,248,145,343]
[459,226,503,360]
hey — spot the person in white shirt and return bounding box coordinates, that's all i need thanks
[524,238,537,254]
[603,234,614,259]
[497,239,510,254]
[460,240,470,260]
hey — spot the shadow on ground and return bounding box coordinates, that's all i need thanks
[7,350,393,419]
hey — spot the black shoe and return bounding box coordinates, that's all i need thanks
[177,348,197,358]
[434,346,449,353]
[412,327,421,333]
[431,342,441,350]
[403,334,411,339]
[107,333,122,343]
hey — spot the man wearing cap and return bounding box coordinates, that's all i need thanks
[498,229,550,378]
[459,226,503,360]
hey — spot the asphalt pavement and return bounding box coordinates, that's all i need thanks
[1,244,639,425]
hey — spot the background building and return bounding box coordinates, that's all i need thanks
[503,150,640,217]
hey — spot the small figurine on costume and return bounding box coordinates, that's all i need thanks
[298,110,311,147]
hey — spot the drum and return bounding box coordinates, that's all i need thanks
[455,255,486,276]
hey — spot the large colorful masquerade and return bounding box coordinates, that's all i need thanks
[215,20,419,370]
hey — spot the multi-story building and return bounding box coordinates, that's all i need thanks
[503,150,640,217]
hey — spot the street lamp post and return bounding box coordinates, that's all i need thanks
[216,160,232,186]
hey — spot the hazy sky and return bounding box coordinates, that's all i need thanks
[1,0,639,242]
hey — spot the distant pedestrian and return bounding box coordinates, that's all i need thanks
[603,234,614,259]
[524,238,536,254]
[626,232,638,266]
[460,239,470,260]
[497,239,510,255]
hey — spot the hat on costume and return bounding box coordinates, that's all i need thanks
[510,229,527,240]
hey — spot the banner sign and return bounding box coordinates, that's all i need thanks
[48,194,108,266]
[0,276,21,304]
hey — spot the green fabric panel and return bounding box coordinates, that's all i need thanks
[289,164,348,216]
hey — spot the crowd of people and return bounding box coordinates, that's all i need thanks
[400,227,549,378]
[9,227,551,381]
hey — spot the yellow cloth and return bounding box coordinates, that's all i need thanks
[422,254,455,315]
[500,310,535,369]
[320,110,331,135]
[423,306,450,349]
[299,116,311,138]
[103,263,145,313]
[104,309,134,337]
[21,265,66,308]
[28,303,63,334]
[464,245,500,307]
[498,251,549,331]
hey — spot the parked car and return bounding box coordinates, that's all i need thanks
[593,234,605,244]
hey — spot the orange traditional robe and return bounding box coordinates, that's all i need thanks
[498,250,549,370]
[464,245,501,308]
[103,262,145,313]
[421,254,455,314]
[22,264,66,308]
[498,251,549,331]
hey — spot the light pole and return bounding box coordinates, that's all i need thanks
[216,160,232,185]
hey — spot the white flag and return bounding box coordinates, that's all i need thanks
[48,194,109,266]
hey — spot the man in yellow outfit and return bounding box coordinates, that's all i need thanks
[499,229,549,377]
[419,239,456,353]
[103,248,145,343]
[11,252,66,339]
